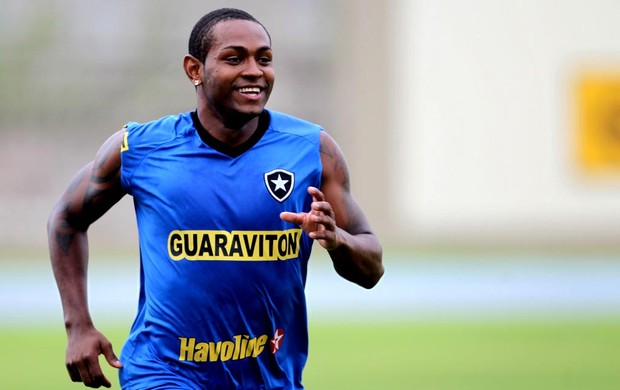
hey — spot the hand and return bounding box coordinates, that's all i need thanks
[280,186,340,250]
[65,326,122,388]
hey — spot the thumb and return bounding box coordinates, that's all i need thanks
[280,211,303,225]
[102,342,123,369]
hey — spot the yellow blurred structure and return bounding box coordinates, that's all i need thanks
[577,72,620,173]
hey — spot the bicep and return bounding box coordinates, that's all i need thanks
[319,132,373,235]
[56,131,126,230]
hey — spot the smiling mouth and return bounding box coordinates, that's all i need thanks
[237,87,262,95]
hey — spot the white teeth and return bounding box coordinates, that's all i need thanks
[238,87,260,94]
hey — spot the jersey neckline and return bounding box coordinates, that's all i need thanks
[191,110,271,158]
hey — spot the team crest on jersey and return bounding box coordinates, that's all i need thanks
[264,169,294,202]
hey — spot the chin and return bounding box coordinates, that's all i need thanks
[235,106,266,118]
[224,107,264,127]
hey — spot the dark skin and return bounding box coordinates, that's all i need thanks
[48,130,125,388]
[48,19,383,388]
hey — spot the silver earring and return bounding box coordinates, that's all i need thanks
[193,79,201,86]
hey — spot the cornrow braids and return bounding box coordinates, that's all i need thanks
[188,8,271,63]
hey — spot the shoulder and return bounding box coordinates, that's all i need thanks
[266,110,323,144]
[124,111,194,149]
[120,111,194,189]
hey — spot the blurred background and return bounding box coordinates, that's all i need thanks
[2,0,620,389]
[3,0,620,252]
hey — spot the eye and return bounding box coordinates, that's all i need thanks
[225,56,242,64]
[258,56,272,65]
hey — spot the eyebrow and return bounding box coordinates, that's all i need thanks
[222,45,272,52]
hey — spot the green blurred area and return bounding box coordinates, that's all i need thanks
[4,250,619,388]
[2,319,619,389]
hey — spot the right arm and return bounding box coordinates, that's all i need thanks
[47,129,127,388]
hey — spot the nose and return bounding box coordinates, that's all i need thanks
[242,58,263,78]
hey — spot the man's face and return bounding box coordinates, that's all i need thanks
[201,19,274,120]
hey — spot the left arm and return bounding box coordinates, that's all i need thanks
[280,131,384,288]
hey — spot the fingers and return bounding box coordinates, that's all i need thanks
[66,338,120,388]
[281,204,334,230]
[280,211,304,225]
[307,212,334,229]
[305,187,340,249]
[85,357,113,388]
[309,201,335,219]
[306,186,333,216]
[67,361,82,383]
[307,186,324,202]
[102,340,123,369]
[282,187,337,247]
[282,187,335,229]
[67,357,112,388]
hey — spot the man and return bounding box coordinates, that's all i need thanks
[48,8,383,389]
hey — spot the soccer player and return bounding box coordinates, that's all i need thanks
[48,7,383,389]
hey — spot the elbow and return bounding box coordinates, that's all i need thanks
[345,249,384,289]
[361,244,384,289]
[359,263,384,289]
[47,203,69,234]
[47,206,61,239]
[47,202,86,240]
[330,237,384,289]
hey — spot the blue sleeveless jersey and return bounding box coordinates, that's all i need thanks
[118,110,322,389]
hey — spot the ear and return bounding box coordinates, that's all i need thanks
[183,55,202,85]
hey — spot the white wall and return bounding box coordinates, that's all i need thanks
[391,0,620,247]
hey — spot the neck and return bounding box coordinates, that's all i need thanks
[195,106,261,147]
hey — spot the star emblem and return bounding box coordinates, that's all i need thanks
[270,174,289,192]
[264,169,295,202]
[270,328,284,354]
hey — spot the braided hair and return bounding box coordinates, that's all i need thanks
[188,8,271,63]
